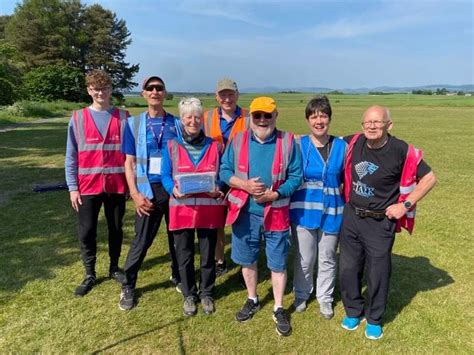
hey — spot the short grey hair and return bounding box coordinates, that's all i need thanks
[178,97,203,118]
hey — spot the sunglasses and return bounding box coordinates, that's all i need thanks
[252,112,273,119]
[144,84,165,92]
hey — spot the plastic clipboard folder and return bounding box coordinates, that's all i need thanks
[175,172,216,195]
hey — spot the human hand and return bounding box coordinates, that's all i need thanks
[173,186,189,200]
[385,202,408,220]
[207,187,224,200]
[70,191,82,212]
[253,189,279,204]
[245,177,266,196]
[131,192,154,217]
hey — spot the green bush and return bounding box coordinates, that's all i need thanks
[23,65,86,102]
[1,101,52,117]
[0,100,85,120]
[0,78,16,105]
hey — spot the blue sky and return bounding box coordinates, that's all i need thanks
[2,0,473,92]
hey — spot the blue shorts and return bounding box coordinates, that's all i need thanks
[231,211,289,272]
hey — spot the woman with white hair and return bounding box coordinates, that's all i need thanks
[161,97,226,316]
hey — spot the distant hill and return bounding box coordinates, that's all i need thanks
[125,84,474,95]
[240,84,474,94]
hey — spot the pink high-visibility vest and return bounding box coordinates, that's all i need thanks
[168,139,226,231]
[73,108,128,195]
[226,129,294,232]
[396,144,423,234]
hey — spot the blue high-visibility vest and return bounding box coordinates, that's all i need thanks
[290,135,347,233]
[127,112,182,199]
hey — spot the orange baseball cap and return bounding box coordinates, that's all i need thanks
[249,97,277,113]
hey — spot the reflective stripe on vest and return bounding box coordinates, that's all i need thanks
[289,201,344,215]
[78,166,126,174]
[74,108,128,194]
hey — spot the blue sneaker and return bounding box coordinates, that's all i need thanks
[341,316,364,330]
[365,323,383,340]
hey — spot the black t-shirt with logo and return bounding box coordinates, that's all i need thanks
[344,134,431,210]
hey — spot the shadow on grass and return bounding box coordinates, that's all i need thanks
[215,236,453,323]
[0,191,79,293]
[91,318,185,354]
[384,254,454,324]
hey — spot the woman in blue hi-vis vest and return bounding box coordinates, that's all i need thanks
[289,96,347,319]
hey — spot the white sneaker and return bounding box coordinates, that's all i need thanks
[320,302,334,320]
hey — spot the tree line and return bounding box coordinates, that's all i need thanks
[0,0,139,105]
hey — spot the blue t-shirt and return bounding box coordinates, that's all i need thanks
[219,106,242,146]
[122,112,179,183]
[220,130,302,216]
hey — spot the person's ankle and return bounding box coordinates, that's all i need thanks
[248,296,258,303]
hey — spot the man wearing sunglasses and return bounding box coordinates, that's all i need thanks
[220,97,302,336]
[203,78,250,277]
[118,76,182,310]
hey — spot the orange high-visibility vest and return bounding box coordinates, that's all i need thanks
[203,107,249,146]
[225,130,294,232]
[73,108,128,195]
[168,139,226,231]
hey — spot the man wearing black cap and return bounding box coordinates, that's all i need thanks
[118,76,182,310]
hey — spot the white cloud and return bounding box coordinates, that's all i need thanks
[174,0,274,28]
[301,0,463,40]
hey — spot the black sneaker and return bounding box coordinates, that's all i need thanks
[215,261,228,277]
[74,275,96,297]
[119,286,135,311]
[201,296,215,315]
[235,298,260,322]
[273,308,292,336]
[183,296,197,317]
[109,269,126,284]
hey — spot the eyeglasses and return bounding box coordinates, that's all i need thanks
[144,84,165,92]
[90,86,111,93]
[361,120,388,128]
[252,112,273,119]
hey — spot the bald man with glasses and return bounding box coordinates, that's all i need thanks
[340,105,437,339]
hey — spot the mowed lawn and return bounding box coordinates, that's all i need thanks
[0,94,472,353]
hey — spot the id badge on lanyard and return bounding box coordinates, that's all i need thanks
[148,114,167,175]
[149,153,162,175]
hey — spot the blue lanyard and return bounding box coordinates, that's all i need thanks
[147,112,167,150]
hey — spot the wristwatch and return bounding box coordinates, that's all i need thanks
[403,200,412,209]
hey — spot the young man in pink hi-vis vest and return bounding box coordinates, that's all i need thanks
[65,70,129,297]
[340,105,436,340]
[220,97,302,336]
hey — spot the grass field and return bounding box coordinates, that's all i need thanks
[0,94,473,353]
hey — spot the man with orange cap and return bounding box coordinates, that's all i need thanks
[220,97,302,336]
